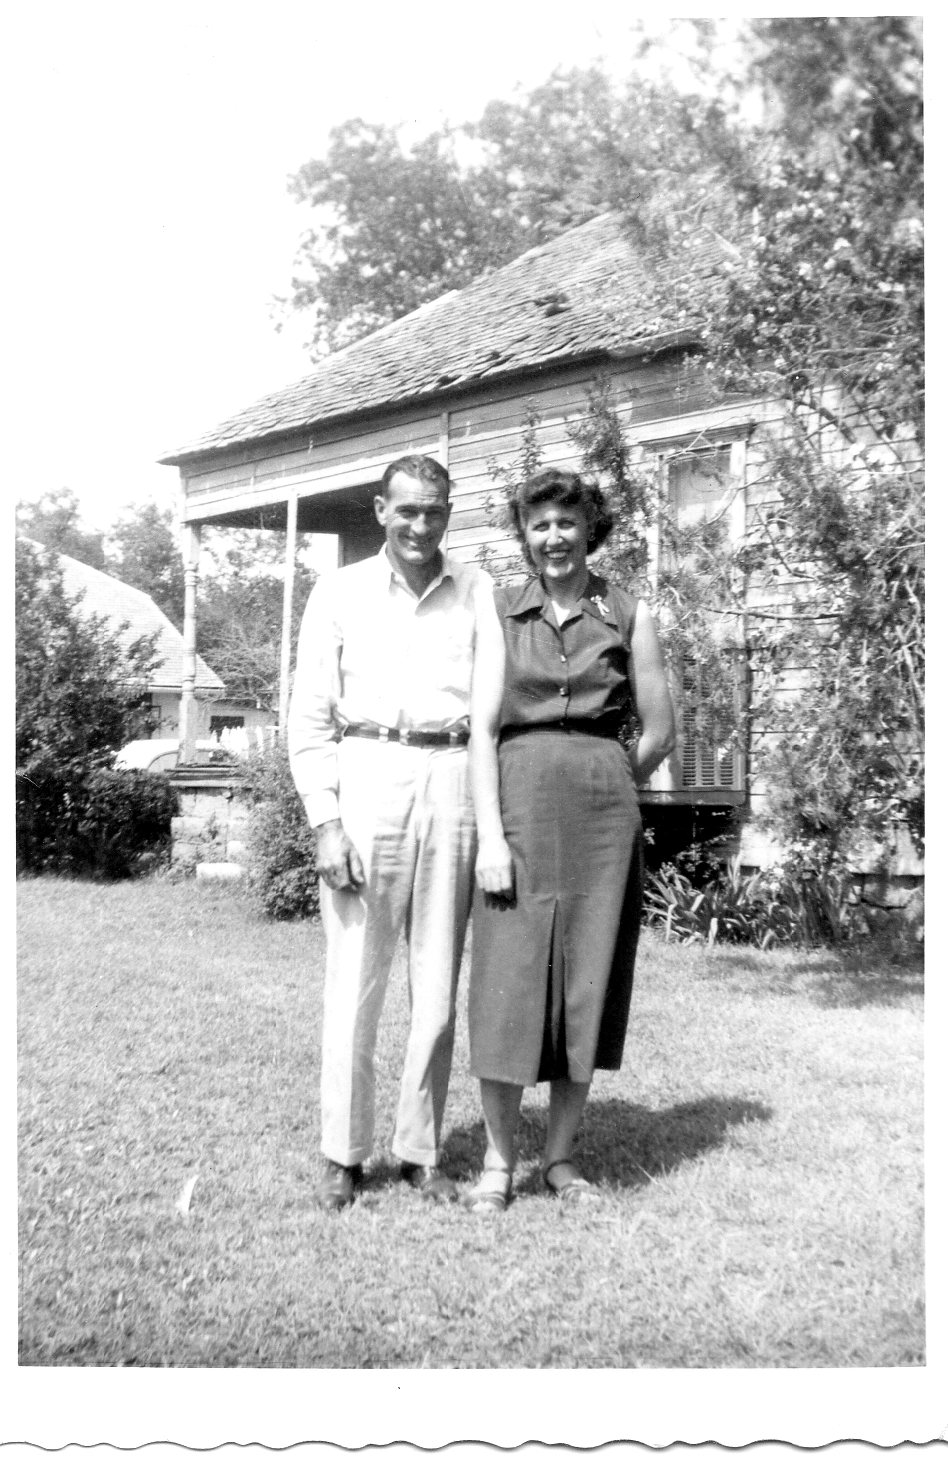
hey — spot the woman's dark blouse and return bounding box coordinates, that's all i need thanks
[496,571,638,734]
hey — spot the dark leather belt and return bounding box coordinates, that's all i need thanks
[500,718,622,742]
[342,723,469,747]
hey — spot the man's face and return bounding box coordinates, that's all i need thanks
[374,472,450,576]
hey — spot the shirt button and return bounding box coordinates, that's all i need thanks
[559,687,567,697]
[559,654,567,663]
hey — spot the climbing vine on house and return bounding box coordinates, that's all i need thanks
[638,18,925,876]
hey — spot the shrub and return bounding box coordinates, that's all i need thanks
[16,538,159,875]
[644,855,816,948]
[239,742,321,920]
[17,767,177,880]
[77,768,179,878]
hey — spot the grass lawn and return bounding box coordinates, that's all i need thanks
[17,876,924,1368]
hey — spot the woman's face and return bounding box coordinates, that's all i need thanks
[522,498,589,588]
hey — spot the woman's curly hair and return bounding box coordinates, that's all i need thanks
[509,466,615,557]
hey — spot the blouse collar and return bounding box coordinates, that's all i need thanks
[504,571,617,626]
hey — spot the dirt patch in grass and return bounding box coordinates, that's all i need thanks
[18,878,924,1368]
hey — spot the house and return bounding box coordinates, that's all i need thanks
[21,540,269,743]
[158,211,913,877]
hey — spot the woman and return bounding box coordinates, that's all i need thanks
[466,466,676,1212]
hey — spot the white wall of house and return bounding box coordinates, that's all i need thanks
[148,692,273,741]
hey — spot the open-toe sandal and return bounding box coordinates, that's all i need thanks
[543,1160,602,1203]
[463,1168,513,1215]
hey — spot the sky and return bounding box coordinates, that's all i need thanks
[5,0,717,538]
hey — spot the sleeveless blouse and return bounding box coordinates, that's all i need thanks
[496,571,638,736]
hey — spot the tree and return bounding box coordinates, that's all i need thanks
[284,120,519,354]
[196,528,317,709]
[281,50,724,356]
[625,17,924,873]
[16,488,106,569]
[16,538,161,872]
[105,502,186,630]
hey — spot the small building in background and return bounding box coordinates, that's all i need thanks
[24,541,271,744]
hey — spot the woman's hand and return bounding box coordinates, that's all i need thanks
[475,836,515,900]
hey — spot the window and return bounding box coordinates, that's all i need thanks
[680,657,745,791]
[648,433,748,797]
[668,446,732,530]
[661,445,737,578]
[210,714,245,735]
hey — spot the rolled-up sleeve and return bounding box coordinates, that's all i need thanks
[287,579,343,828]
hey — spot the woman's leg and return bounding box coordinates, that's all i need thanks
[543,1078,601,1199]
[464,1078,523,1212]
[480,1078,523,1172]
[543,1078,591,1169]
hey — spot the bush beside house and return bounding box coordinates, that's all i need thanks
[238,742,322,920]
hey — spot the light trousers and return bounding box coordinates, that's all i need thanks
[319,738,476,1167]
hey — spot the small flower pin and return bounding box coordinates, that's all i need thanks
[591,594,609,619]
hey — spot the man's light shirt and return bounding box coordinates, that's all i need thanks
[288,547,496,827]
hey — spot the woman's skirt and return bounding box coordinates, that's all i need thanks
[469,728,644,1086]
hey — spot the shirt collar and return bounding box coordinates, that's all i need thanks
[504,571,616,625]
[376,544,453,598]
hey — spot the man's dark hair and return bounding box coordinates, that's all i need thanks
[510,466,615,552]
[380,455,450,500]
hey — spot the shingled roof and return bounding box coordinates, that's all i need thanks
[24,541,224,693]
[162,212,720,464]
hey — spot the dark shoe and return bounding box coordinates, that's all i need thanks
[315,1159,363,1211]
[400,1163,458,1204]
[543,1159,602,1203]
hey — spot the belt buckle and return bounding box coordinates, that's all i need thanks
[398,727,410,746]
[378,725,390,743]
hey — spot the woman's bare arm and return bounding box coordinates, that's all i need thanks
[470,587,515,896]
[628,600,677,783]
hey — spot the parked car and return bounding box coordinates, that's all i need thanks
[114,739,223,774]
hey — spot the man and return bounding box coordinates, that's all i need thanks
[288,454,497,1210]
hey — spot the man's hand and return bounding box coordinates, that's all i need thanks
[315,819,366,891]
[475,836,515,902]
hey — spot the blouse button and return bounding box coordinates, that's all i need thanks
[559,654,567,663]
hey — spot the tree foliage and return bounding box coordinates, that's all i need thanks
[281,47,728,356]
[15,538,165,874]
[106,502,186,630]
[284,120,523,353]
[657,17,924,870]
[16,488,107,569]
[196,528,317,709]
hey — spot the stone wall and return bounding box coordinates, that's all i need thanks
[169,769,251,877]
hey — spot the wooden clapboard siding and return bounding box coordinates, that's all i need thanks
[182,411,444,515]
[180,355,736,534]
[182,407,445,487]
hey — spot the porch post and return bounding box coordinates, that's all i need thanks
[179,522,202,762]
[278,491,298,738]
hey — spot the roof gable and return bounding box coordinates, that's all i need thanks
[23,541,224,693]
[162,213,721,463]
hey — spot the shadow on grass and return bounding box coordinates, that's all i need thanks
[710,946,924,1010]
[442,1094,772,1193]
